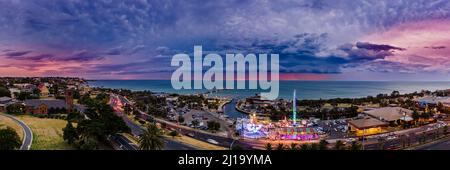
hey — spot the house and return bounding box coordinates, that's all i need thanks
[38,83,50,98]
[23,99,85,114]
[0,97,16,112]
[23,89,84,114]
[13,83,36,93]
[24,99,65,114]
[417,96,450,109]
[8,88,21,98]
[364,107,414,125]
[348,117,389,136]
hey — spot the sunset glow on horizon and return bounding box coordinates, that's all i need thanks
[1,0,449,81]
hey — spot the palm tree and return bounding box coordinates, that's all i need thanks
[319,139,329,150]
[310,143,319,150]
[139,124,165,150]
[289,143,298,150]
[377,138,385,150]
[276,143,285,150]
[349,141,362,150]
[334,140,345,150]
[319,140,329,150]
[265,143,273,151]
[191,119,200,128]
[299,143,309,150]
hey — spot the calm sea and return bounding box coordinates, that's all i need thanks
[88,80,450,100]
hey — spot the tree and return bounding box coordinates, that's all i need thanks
[0,127,21,150]
[67,112,82,122]
[63,121,78,144]
[290,143,298,150]
[32,88,41,97]
[231,145,243,150]
[17,92,36,101]
[73,90,81,100]
[6,103,24,114]
[139,124,165,150]
[391,91,400,97]
[73,100,130,149]
[265,143,272,151]
[319,140,329,150]
[349,141,362,150]
[169,130,179,138]
[276,143,285,150]
[310,143,319,150]
[79,94,94,105]
[178,116,185,123]
[0,87,11,97]
[132,110,141,117]
[412,109,420,125]
[334,140,345,150]
[299,144,309,150]
[191,119,200,128]
[78,137,98,150]
[123,104,132,115]
[377,138,386,150]
[207,121,221,131]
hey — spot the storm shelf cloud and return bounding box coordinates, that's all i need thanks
[0,0,449,80]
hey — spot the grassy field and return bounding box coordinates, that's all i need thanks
[0,114,24,140]
[17,115,75,150]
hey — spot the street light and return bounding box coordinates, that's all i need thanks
[362,128,365,150]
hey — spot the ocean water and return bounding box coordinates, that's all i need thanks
[88,80,450,100]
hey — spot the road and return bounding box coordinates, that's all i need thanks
[110,134,138,150]
[416,137,450,150]
[112,94,257,149]
[110,95,198,150]
[0,113,33,150]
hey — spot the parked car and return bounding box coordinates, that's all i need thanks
[207,139,219,145]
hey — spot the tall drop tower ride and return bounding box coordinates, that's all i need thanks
[293,89,297,125]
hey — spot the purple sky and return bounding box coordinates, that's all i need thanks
[0,0,449,81]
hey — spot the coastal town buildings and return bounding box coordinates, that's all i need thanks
[418,96,450,109]
[0,97,16,112]
[348,117,389,136]
[364,107,414,125]
[13,83,36,93]
[8,88,20,98]
[23,89,82,114]
[38,83,50,98]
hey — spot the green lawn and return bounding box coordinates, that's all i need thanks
[17,115,75,150]
[0,113,24,140]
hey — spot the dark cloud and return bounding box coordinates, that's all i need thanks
[425,46,446,49]
[356,42,405,51]
[63,50,104,62]
[22,54,54,61]
[128,45,147,55]
[1,0,450,78]
[5,51,32,57]
[213,34,404,74]
[4,50,103,62]
[105,46,125,55]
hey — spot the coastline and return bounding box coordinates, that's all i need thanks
[87,80,450,100]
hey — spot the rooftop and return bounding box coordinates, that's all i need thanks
[364,107,413,122]
[0,97,12,102]
[24,99,67,109]
[418,96,450,105]
[348,117,389,129]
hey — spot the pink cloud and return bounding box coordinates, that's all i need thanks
[361,19,450,73]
